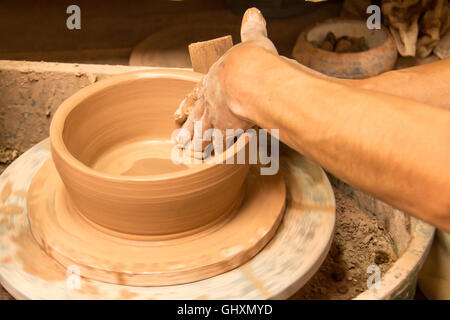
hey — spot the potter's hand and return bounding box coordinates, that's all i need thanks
[174,8,278,149]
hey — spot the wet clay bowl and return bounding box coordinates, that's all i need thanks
[292,19,398,79]
[50,69,249,238]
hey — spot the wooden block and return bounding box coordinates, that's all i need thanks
[188,35,233,74]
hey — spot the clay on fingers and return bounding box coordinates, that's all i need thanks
[174,78,206,125]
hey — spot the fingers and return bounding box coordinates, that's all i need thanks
[175,92,215,154]
[174,76,207,148]
[174,96,189,125]
[175,118,194,147]
[192,107,213,152]
[173,79,204,125]
[175,97,203,148]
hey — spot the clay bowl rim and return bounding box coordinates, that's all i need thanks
[50,69,248,182]
[300,18,395,57]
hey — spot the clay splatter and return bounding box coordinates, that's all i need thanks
[11,230,66,282]
[0,204,23,216]
[1,182,12,203]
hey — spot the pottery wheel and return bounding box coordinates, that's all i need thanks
[129,24,240,68]
[27,158,285,286]
[0,139,335,299]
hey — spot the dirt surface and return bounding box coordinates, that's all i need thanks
[0,147,19,175]
[0,286,13,300]
[291,188,397,299]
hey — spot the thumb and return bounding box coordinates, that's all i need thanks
[241,8,267,42]
[240,8,278,54]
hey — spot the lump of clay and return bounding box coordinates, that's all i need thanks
[319,32,337,51]
[335,37,353,52]
[312,32,370,53]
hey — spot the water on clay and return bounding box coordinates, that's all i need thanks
[121,158,188,176]
[91,140,194,176]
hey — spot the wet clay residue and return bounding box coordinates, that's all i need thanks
[0,256,12,264]
[91,140,194,177]
[119,289,138,300]
[1,181,13,202]
[11,230,67,282]
[291,188,397,300]
[0,181,23,216]
[0,204,23,216]
[121,158,188,176]
[80,280,100,296]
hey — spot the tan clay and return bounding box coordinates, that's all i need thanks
[49,69,251,237]
[1,139,339,299]
[28,160,286,286]
[34,68,289,285]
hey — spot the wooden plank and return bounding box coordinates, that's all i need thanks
[188,35,233,73]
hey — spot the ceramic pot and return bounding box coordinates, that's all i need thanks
[292,19,398,79]
[50,69,250,237]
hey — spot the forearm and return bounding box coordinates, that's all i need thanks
[226,47,450,231]
[348,58,450,109]
[281,55,450,109]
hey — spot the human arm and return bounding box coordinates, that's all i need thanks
[175,8,450,231]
